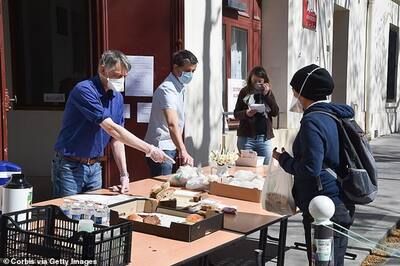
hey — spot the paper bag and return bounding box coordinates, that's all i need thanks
[261,159,296,215]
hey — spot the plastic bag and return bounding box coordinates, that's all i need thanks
[233,170,256,181]
[169,166,198,186]
[185,175,209,190]
[261,159,296,215]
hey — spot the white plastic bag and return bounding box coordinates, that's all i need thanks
[261,159,296,215]
[169,166,198,186]
[185,173,210,190]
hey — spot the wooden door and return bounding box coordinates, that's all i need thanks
[100,0,184,185]
[223,0,262,113]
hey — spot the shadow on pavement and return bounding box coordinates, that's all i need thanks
[182,238,288,266]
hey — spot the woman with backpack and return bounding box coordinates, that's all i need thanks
[234,66,279,164]
[272,64,355,266]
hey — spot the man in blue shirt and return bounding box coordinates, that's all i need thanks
[53,50,170,197]
[145,50,197,176]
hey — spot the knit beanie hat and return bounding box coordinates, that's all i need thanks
[290,64,334,101]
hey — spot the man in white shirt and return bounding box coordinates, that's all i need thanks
[145,50,198,176]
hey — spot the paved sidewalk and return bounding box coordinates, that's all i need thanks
[272,133,400,265]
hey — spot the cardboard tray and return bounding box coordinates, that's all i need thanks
[209,181,261,203]
[110,198,224,242]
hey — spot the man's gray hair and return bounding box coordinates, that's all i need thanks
[99,50,131,71]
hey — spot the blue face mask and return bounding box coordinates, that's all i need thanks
[178,71,193,84]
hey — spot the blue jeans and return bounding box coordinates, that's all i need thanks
[146,150,177,177]
[237,135,272,165]
[51,154,102,198]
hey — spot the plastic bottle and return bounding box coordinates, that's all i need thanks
[78,219,94,233]
[78,200,87,220]
[85,203,95,221]
[94,204,104,225]
[101,204,111,262]
[103,204,110,226]
[70,202,81,220]
[75,219,95,256]
[93,204,110,226]
[60,199,72,218]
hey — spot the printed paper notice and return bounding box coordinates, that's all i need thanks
[126,56,154,96]
[137,102,152,123]
[227,78,246,115]
[123,104,130,119]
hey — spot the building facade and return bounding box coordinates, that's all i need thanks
[0,0,398,197]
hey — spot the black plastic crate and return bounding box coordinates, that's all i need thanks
[0,205,133,265]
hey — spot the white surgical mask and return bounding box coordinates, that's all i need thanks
[289,67,321,113]
[107,77,125,92]
[289,95,304,113]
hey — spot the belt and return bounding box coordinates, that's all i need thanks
[57,152,107,165]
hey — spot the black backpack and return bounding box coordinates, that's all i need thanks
[308,111,378,204]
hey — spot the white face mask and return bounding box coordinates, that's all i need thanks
[107,77,125,92]
[289,67,321,113]
[289,95,304,113]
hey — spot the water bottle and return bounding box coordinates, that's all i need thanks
[85,203,95,221]
[94,204,104,225]
[103,204,110,226]
[93,204,109,226]
[60,199,72,218]
[78,219,94,233]
[71,202,81,220]
[75,219,95,256]
[78,200,87,219]
[101,204,111,262]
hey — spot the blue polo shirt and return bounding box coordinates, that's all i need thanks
[54,75,124,157]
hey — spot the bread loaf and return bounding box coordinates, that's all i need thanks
[185,214,204,224]
[143,215,161,225]
[127,213,143,222]
[150,181,172,198]
[156,187,176,201]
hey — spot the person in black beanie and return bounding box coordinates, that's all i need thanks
[273,64,355,266]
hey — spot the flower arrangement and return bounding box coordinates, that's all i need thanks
[209,148,239,166]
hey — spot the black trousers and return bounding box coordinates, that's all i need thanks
[302,204,355,266]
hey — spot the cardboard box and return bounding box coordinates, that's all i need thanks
[209,181,262,203]
[235,156,265,167]
[236,150,265,167]
[110,198,224,242]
